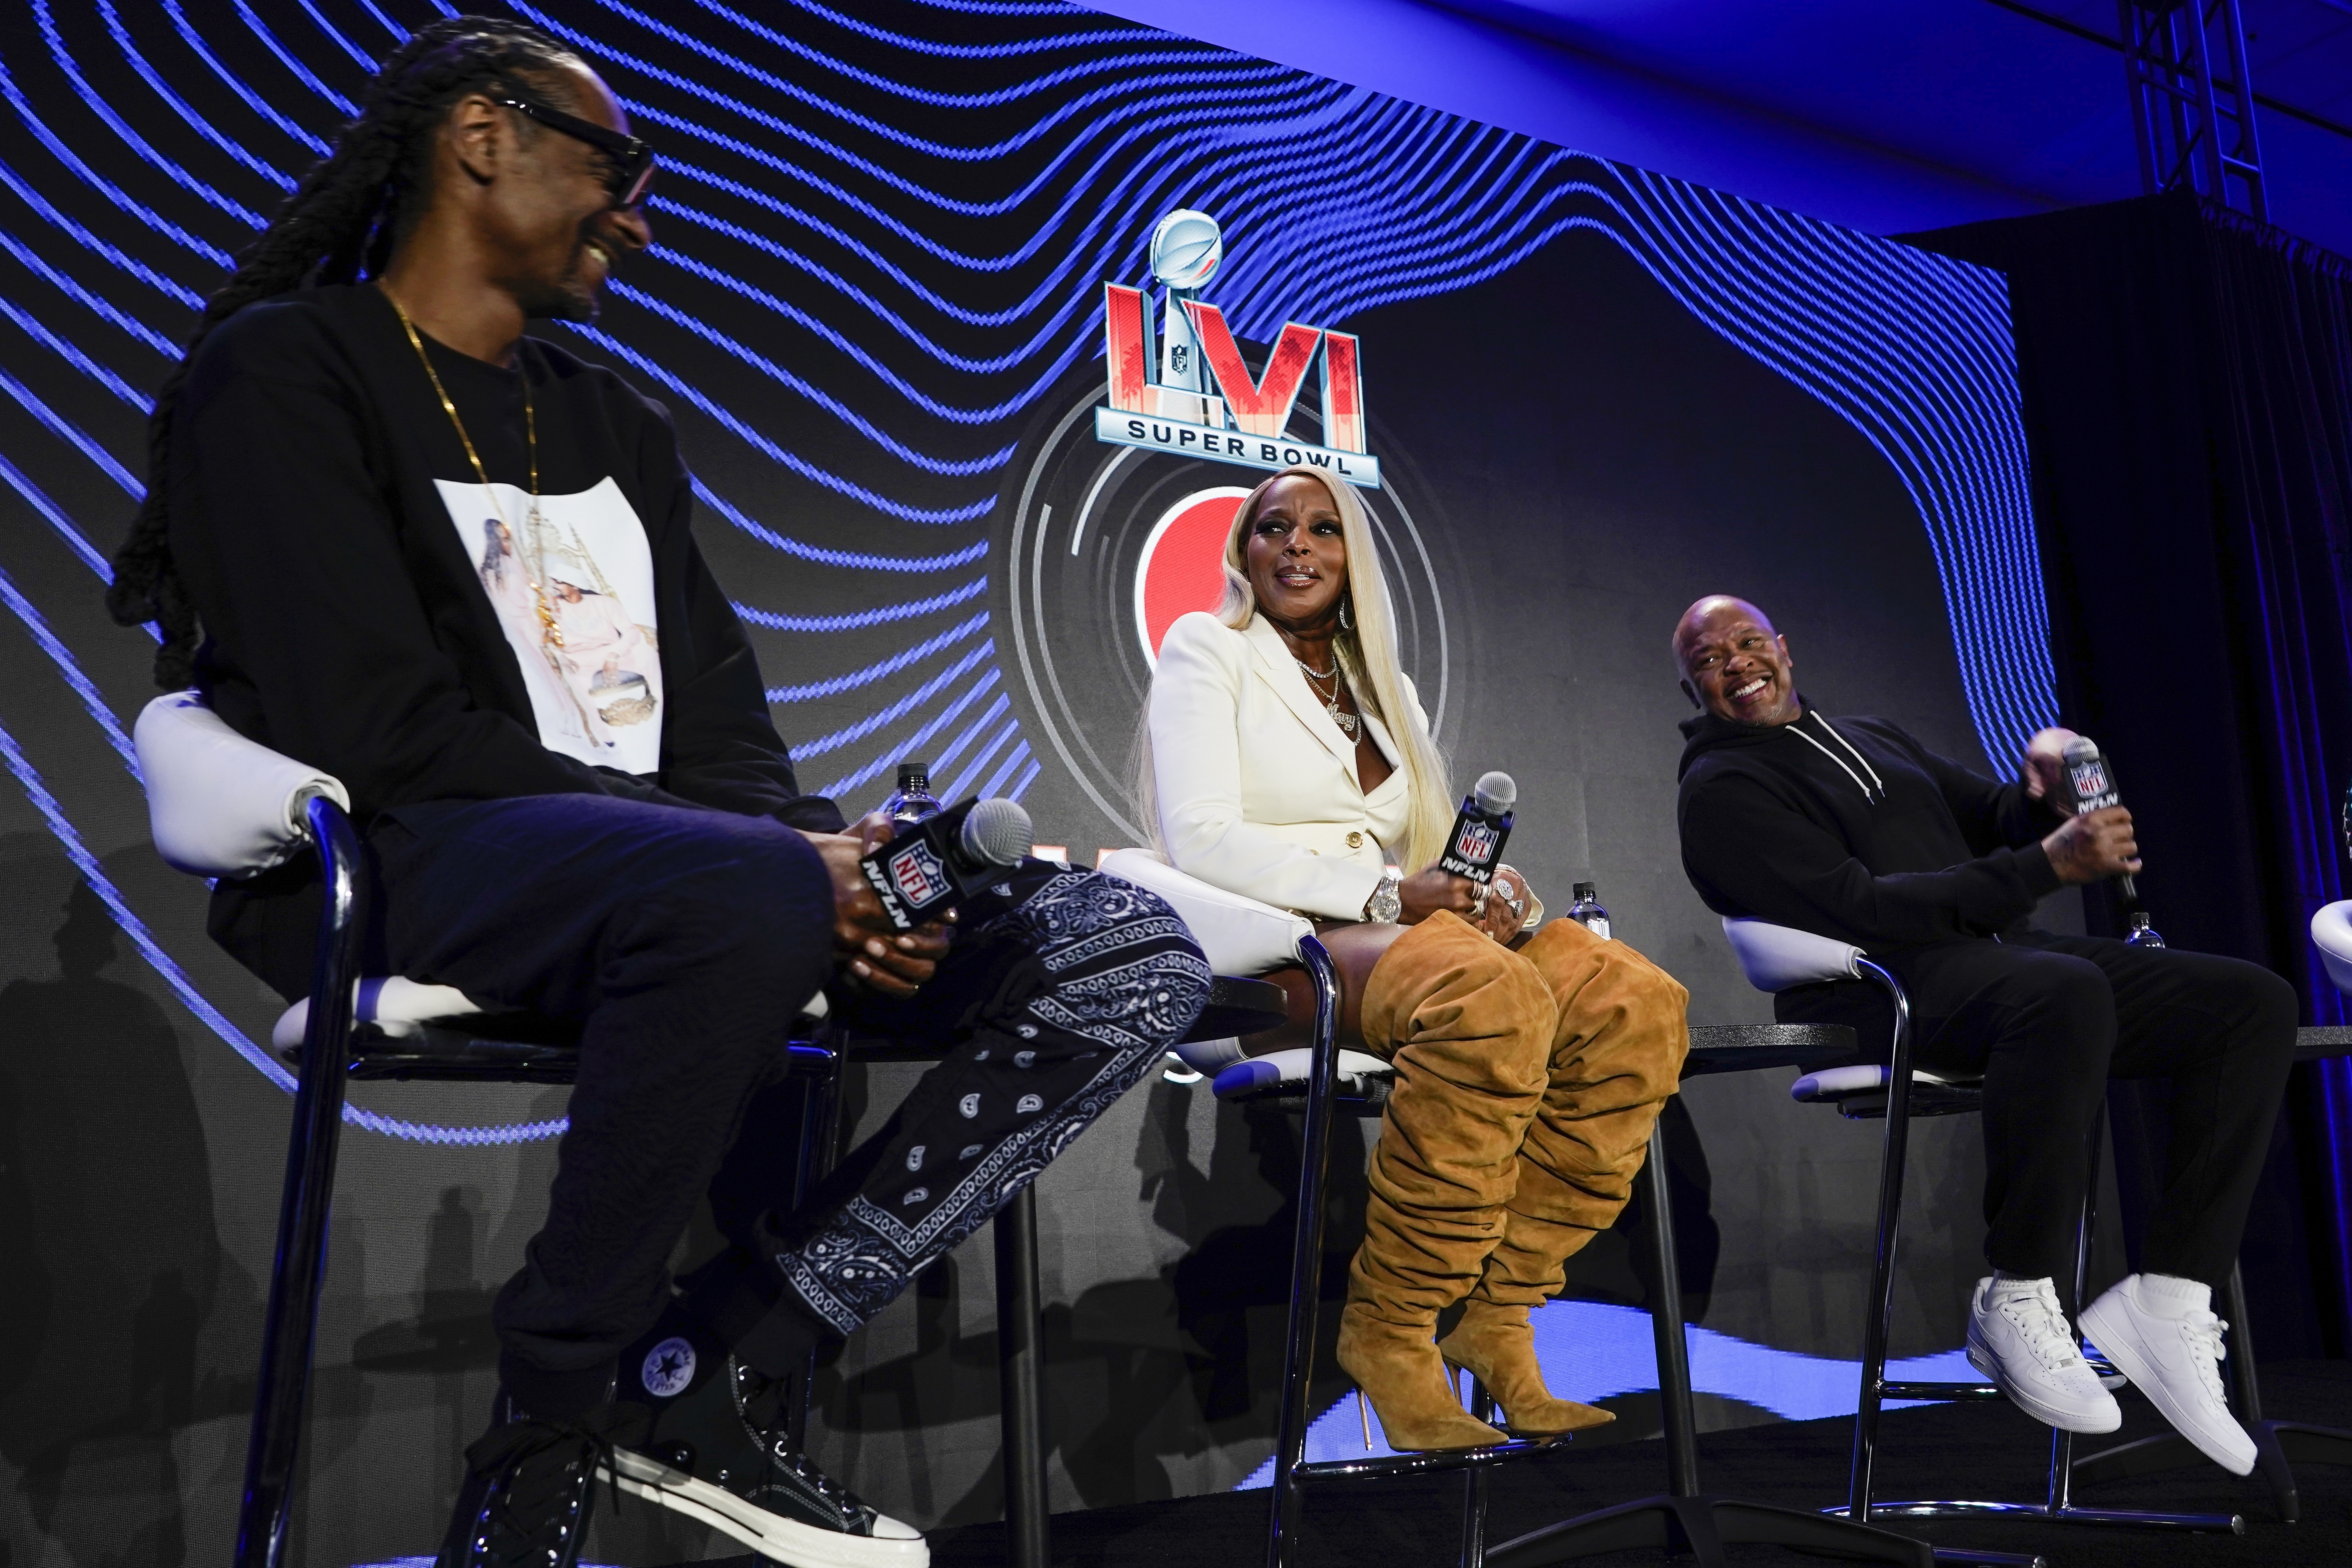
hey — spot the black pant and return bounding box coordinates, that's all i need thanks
[1777,929,2297,1285]
[368,795,1208,1415]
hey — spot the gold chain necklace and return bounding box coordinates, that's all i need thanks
[386,293,564,650]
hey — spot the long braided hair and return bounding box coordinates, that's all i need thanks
[107,16,583,687]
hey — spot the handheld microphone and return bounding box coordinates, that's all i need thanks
[2058,736,2137,905]
[1438,771,1516,886]
[861,796,1032,930]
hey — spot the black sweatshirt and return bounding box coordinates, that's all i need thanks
[1675,701,2062,951]
[167,283,843,990]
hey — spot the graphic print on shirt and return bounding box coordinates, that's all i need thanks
[436,475,664,774]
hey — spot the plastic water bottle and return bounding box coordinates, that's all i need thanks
[1568,881,1612,941]
[2125,910,2165,949]
[881,762,941,827]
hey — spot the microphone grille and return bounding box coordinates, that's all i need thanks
[960,798,1033,868]
[1473,771,1517,816]
[2060,736,2101,764]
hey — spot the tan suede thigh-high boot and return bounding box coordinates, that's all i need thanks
[1437,917,1689,1435]
[1338,911,1556,1450]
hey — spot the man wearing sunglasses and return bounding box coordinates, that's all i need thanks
[115,21,1207,1568]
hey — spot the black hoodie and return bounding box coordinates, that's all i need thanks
[1676,701,2062,951]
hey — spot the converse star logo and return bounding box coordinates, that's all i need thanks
[640,1336,696,1398]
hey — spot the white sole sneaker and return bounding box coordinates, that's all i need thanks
[1965,1337,2123,1433]
[2080,1289,2257,1476]
[601,1449,928,1568]
[1965,1283,2122,1434]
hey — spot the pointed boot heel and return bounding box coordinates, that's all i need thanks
[1437,1303,1616,1437]
[1337,1306,1508,1452]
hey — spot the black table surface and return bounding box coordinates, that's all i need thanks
[1683,1022,1857,1077]
[1144,1000,2349,1072]
[1681,1023,2351,1077]
[2299,1024,2352,1063]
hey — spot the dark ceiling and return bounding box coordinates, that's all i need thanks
[1090,0,2352,256]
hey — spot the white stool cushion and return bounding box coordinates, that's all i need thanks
[1173,1035,1250,1072]
[135,690,350,879]
[1099,849,1312,976]
[272,977,482,1051]
[1790,1063,1980,1101]
[272,980,830,1052]
[1722,916,1866,993]
[2313,900,2352,995]
[1212,1046,1394,1100]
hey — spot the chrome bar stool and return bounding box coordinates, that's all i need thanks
[132,691,840,1568]
[1721,916,2245,1543]
[1099,850,1566,1568]
[1488,1022,1960,1568]
[1238,935,1560,1568]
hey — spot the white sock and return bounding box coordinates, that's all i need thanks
[1988,1271,2053,1304]
[2134,1272,2211,1318]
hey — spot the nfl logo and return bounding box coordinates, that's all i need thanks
[1455,821,1499,867]
[890,842,948,907]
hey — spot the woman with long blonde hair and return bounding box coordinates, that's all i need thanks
[1142,466,1689,1451]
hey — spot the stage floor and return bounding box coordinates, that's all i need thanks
[674,1360,2351,1568]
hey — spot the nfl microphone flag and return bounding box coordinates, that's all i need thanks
[1439,772,1517,885]
[860,798,1032,930]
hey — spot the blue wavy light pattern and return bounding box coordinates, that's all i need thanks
[0,0,2051,1148]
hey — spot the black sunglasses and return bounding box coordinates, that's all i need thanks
[496,93,656,209]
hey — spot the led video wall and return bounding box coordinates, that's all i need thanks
[0,2,2056,1558]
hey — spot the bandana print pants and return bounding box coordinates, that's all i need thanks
[778,859,1211,1334]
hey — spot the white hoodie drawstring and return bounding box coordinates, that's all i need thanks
[1813,715,1886,798]
[1788,713,1886,803]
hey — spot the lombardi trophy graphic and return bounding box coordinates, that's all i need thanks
[1091,207,1380,483]
[1150,209,1225,428]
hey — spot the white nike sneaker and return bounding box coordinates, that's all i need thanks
[1965,1276,2122,1433]
[2081,1273,2257,1476]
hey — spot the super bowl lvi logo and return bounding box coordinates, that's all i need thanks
[1095,211,1380,488]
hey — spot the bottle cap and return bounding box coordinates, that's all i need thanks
[1573,882,1597,901]
[897,762,930,790]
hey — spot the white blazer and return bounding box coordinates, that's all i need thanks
[1148,611,1421,921]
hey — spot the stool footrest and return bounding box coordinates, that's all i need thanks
[1880,1380,2001,1401]
[1838,1500,2244,1533]
[1293,1436,1563,1484]
[1830,1083,1984,1120]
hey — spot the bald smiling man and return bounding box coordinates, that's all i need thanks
[1669,596,2296,1478]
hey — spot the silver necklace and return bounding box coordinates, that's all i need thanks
[1294,656,1361,740]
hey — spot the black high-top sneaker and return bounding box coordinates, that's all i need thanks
[609,1305,926,1568]
[435,1388,649,1568]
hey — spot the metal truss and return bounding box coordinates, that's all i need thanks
[2119,0,2267,220]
